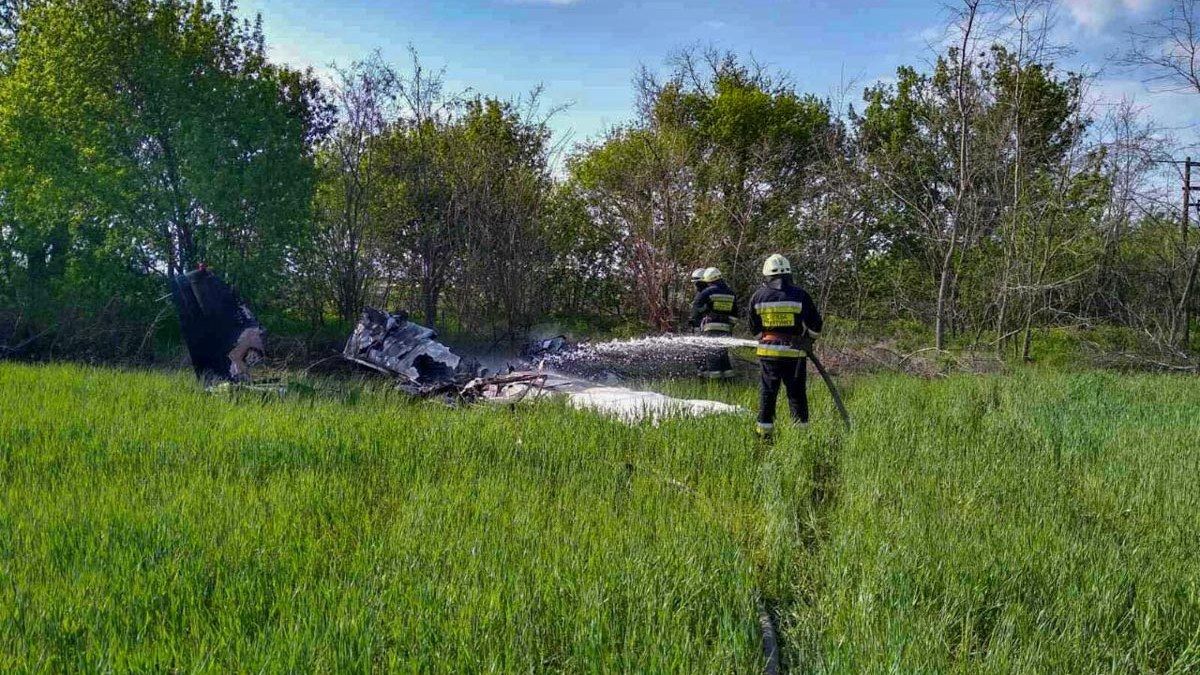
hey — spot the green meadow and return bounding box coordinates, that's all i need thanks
[1,363,1197,672]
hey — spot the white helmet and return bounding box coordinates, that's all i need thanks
[701,267,723,283]
[690,268,706,283]
[762,254,791,277]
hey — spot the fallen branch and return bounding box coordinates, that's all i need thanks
[897,346,942,365]
[137,304,174,357]
[465,372,550,405]
[0,326,54,356]
[1111,351,1199,373]
[986,327,1024,347]
[301,353,345,375]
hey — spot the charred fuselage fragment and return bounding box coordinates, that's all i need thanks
[170,267,265,384]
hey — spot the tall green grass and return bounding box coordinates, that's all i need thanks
[1,364,1197,672]
[0,365,773,671]
[785,373,1200,673]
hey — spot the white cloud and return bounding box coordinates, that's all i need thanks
[1064,0,1157,31]
[1091,77,1198,139]
[910,23,947,46]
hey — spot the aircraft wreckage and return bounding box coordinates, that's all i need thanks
[343,308,744,423]
[170,265,266,385]
[165,261,841,425]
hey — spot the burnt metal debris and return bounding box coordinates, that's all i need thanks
[344,308,466,395]
[343,307,548,400]
[344,308,460,381]
[341,315,747,421]
[170,266,265,384]
[520,335,569,360]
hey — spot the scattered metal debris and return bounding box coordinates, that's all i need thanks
[341,318,746,422]
[343,308,550,401]
[343,308,464,389]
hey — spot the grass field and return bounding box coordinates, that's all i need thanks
[1,363,1198,672]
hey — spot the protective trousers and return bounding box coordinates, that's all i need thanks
[698,323,735,379]
[701,347,735,378]
[757,357,808,429]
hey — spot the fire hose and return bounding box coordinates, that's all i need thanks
[750,334,851,430]
[806,349,851,430]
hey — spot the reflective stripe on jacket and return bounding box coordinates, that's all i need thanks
[748,279,823,359]
[690,280,739,329]
[755,342,804,358]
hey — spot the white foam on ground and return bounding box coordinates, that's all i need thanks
[487,369,746,425]
[479,335,759,424]
[566,386,743,425]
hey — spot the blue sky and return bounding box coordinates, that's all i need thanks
[237,0,1196,152]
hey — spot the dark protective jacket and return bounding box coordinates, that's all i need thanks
[747,277,823,358]
[169,268,261,381]
[690,279,739,333]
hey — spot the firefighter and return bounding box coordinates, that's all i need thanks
[690,267,738,379]
[748,254,823,438]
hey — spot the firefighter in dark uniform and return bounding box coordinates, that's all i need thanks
[690,267,738,379]
[748,254,823,438]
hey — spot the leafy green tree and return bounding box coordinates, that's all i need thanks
[569,49,830,329]
[649,48,831,291]
[374,117,458,328]
[987,46,1094,357]
[856,43,993,348]
[0,0,328,330]
[540,184,623,321]
[450,96,555,336]
[303,53,397,325]
[569,125,697,331]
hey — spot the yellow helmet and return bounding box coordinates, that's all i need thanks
[762,254,791,277]
[701,267,723,282]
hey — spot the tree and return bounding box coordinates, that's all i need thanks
[373,49,461,329]
[540,184,623,321]
[451,96,555,337]
[308,53,397,324]
[1122,0,1200,349]
[989,41,1093,358]
[855,2,1102,357]
[857,46,992,348]
[1086,100,1182,347]
[1123,0,1200,95]
[647,47,831,291]
[569,125,697,331]
[569,49,830,330]
[0,0,328,304]
[935,0,984,351]
[0,0,26,62]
